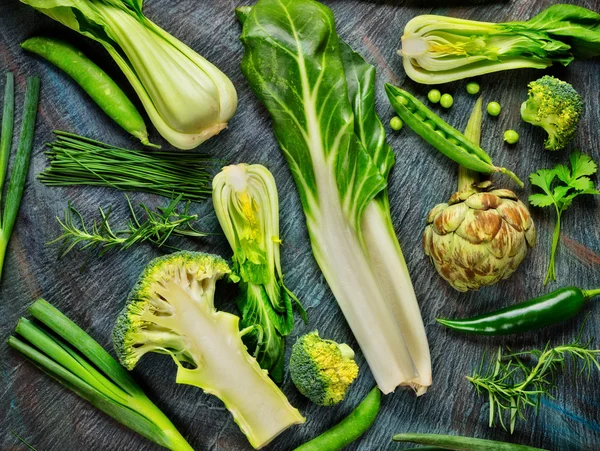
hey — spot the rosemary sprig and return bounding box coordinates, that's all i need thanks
[467,328,600,433]
[49,195,209,256]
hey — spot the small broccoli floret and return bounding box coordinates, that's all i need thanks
[289,331,359,406]
[520,75,583,151]
[112,251,305,449]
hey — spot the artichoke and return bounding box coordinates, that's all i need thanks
[422,97,535,291]
[423,182,536,292]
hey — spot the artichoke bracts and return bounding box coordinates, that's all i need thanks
[424,182,536,291]
[423,98,536,291]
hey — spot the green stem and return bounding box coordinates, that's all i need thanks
[582,288,600,300]
[0,72,15,209]
[457,165,479,191]
[544,210,561,285]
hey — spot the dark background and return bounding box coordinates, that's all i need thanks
[1,0,599,450]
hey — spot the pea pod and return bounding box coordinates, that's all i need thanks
[293,387,381,451]
[384,84,523,188]
[437,286,600,335]
[21,37,157,148]
[393,433,548,450]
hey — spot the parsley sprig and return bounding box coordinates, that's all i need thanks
[529,152,600,284]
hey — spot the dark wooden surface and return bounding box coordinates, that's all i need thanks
[1,0,599,450]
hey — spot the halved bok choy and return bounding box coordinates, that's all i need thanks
[238,0,431,395]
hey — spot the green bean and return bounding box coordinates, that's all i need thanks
[21,37,157,147]
[393,433,548,450]
[293,387,381,451]
[384,84,523,188]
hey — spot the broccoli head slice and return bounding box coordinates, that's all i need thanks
[112,251,305,449]
[520,75,583,151]
[289,331,359,406]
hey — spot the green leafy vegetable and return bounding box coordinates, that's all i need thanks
[400,4,600,84]
[50,195,208,257]
[0,74,39,280]
[112,252,305,449]
[467,327,600,433]
[239,0,431,395]
[8,299,193,451]
[212,164,305,382]
[21,0,237,149]
[39,131,214,202]
[529,152,599,283]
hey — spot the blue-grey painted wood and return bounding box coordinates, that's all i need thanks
[1,0,599,450]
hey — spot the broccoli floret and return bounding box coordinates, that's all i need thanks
[289,331,359,406]
[520,75,583,151]
[112,251,304,449]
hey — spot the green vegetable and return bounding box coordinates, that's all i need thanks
[440,93,453,108]
[468,329,600,432]
[10,431,37,451]
[390,116,403,130]
[212,164,306,382]
[438,286,600,335]
[466,82,480,95]
[21,37,156,147]
[239,0,431,394]
[8,299,193,451]
[293,387,381,451]
[22,0,237,149]
[427,89,441,103]
[385,85,523,187]
[393,433,548,450]
[112,251,305,449]
[0,75,39,280]
[289,331,359,406]
[504,130,519,144]
[38,131,213,202]
[423,97,535,292]
[399,5,600,84]
[529,152,600,283]
[487,101,501,116]
[50,195,207,257]
[520,75,583,151]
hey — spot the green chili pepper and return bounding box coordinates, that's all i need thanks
[437,286,600,336]
[385,84,523,187]
[293,387,381,451]
[393,433,548,450]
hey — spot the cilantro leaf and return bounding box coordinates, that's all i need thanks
[528,151,599,284]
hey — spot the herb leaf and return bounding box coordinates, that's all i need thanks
[528,152,599,283]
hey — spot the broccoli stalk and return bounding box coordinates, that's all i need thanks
[289,331,359,406]
[8,299,192,451]
[112,251,305,449]
[520,75,583,151]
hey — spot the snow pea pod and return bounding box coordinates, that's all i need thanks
[21,37,156,147]
[437,286,600,335]
[385,84,523,187]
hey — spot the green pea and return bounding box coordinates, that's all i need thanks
[415,111,427,122]
[440,94,453,109]
[390,116,403,131]
[448,137,459,146]
[504,129,519,144]
[487,101,501,116]
[396,95,409,106]
[423,119,436,130]
[435,129,446,139]
[427,89,441,104]
[466,82,480,95]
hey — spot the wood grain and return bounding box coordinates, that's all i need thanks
[1,0,599,450]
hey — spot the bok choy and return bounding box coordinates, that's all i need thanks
[239,0,431,395]
[22,0,237,149]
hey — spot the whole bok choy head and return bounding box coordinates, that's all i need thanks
[399,4,600,84]
[239,0,431,395]
[212,164,306,383]
[112,251,305,449]
[22,0,237,149]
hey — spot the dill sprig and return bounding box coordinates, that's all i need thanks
[38,131,215,202]
[49,195,209,256]
[467,328,600,433]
